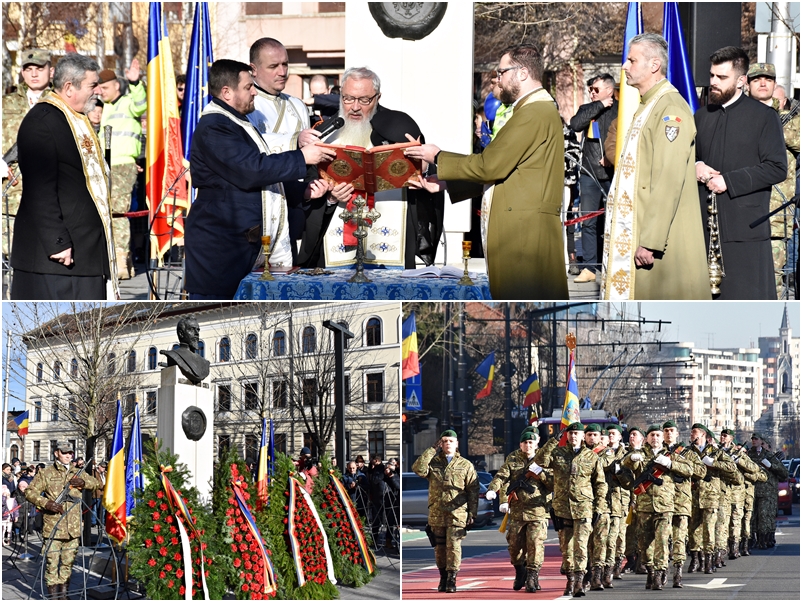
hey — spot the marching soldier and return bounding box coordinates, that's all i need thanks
[486,429,552,592]
[25,440,99,599]
[583,423,611,591]
[535,423,607,597]
[604,424,630,583]
[719,430,763,559]
[713,431,744,569]
[747,433,788,549]
[412,429,479,593]
[622,426,645,575]
[740,437,768,555]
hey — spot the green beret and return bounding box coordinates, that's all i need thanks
[704,427,715,439]
[605,423,623,433]
[520,430,539,443]
[751,432,764,441]
[521,425,537,433]
[584,423,602,433]
[646,424,662,435]
[691,423,707,431]
[662,420,678,430]
[566,422,584,432]
[721,428,735,436]
[440,430,458,439]
[629,426,645,437]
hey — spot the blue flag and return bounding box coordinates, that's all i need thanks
[181,1,213,166]
[125,403,144,518]
[663,2,698,112]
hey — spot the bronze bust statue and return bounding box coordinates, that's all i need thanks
[159,316,210,384]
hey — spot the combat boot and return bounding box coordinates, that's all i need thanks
[756,533,766,549]
[590,566,604,590]
[703,552,713,574]
[688,550,700,573]
[512,564,526,591]
[525,568,539,593]
[652,569,664,590]
[445,571,457,593]
[612,556,624,579]
[673,564,683,588]
[768,533,776,548]
[729,539,738,559]
[740,538,750,556]
[437,568,447,592]
[60,583,69,600]
[47,585,59,599]
[622,553,636,573]
[645,568,653,589]
[582,570,591,592]
[717,549,726,568]
[564,572,575,596]
[602,565,614,588]
[572,571,586,597]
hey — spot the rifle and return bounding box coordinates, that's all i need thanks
[631,444,690,495]
[51,458,92,506]
[549,507,565,531]
[699,443,717,482]
[505,475,536,505]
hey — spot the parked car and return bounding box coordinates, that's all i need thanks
[476,471,502,516]
[790,464,800,504]
[402,472,495,527]
[778,473,793,515]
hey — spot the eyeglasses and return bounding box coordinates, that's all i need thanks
[342,93,379,106]
[495,66,520,77]
[589,87,602,93]
[60,450,74,455]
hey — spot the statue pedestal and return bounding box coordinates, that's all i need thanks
[157,366,214,503]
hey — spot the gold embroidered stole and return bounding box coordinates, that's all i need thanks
[601,82,674,300]
[256,88,305,149]
[40,94,119,299]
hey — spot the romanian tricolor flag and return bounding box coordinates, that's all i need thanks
[663,2,698,112]
[401,313,420,380]
[181,2,213,164]
[13,411,29,437]
[103,400,127,544]
[613,2,643,166]
[520,372,542,408]
[256,418,269,511]
[147,2,189,263]
[475,352,496,400]
[561,351,581,428]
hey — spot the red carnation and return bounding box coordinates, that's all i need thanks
[153,524,161,533]
[240,543,248,552]
[165,563,173,572]
[179,586,186,596]
[147,499,156,508]
[157,490,164,499]
[167,579,174,589]
[174,552,182,561]
[234,533,242,542]
[147,558,157,567]
[206,557,212,565]
[159,503,168,511]
[233,556,242,568]
[242,584,249,592]
[152,511,160,521]
[170,526,177,534]
[242,553,250,562]
[144,538,153,548]
[156,535,164,544]
[231,544,238,553]
[159,571,166,579]
[159,546,168,557]
[201,542,208,550]
[165,515,174,524]
[244,560,252,570]
[176,569,184,579]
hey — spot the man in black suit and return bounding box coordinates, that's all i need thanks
[11,53,116,300]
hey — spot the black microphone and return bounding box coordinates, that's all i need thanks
[315,116,344,138]
[3,143,18,165]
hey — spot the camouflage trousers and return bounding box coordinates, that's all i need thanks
[715,500,732,549]
[558,516,592,573]
[772,239,788,299]
[753,495,777,535]
[110,162,138,255]
[589,512,610,567]
[689,506,717,552]
[604,515,625,564]
[45,537,79,586]
[636,511,672,570]
[506,518,547,569]
[625,509,638,556]
[2,184,20,258]
[671,514,689,566]
[730,501,744,543]
[742,493,754,540]
[432,525,467,571]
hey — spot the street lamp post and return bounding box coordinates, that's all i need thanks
[323,320,353,470]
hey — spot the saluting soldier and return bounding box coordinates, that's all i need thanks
[536,423,607,597]
[747,432,788,549]
[604,424,630,583]
[486,428,552,592]
[412,429,479,593]
[25,440,98,598]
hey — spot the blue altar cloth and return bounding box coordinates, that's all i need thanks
[234,269,493,300]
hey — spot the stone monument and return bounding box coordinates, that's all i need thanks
[157,316,214,501]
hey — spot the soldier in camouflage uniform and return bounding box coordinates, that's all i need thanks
[604,424,630,582]
[622,427,644,575]
[747,433,788,549]
[25,440,98,598]
[739,440,767,556]
[747,63,800,299]
[688,424,738,574]
[719,430,763,560]
[663,420,706,588]
[583,423,611,591]
[412,429,479,593]
[535,422,607,597]
[712,430,744,569]
[486,429,552,592]
[2,49,53,259]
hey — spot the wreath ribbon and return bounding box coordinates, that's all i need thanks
[328,472,375,573]
[231,477,277,595]
[287,476,337,586]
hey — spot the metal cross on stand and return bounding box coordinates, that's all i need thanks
[339,195,381,283]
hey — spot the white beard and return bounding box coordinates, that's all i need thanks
[333,115,373,148]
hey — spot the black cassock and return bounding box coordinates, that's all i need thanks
[694,93,787,300]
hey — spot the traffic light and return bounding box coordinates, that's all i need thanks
[403,411,430,443]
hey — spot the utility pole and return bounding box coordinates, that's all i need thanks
[767,2,794,94]
[456,306,468,445]
[322,320,353,470]
[503,304,513,455]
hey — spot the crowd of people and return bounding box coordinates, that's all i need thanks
[413,424,789,595]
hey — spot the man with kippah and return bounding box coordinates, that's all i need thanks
[719,429,763,559]
[604,424,630,583]
[412,429,479,593]
[747,432,788,549]
[535,423,607,597]
[486,429,552,592]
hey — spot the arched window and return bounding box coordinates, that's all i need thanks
[148,347,158,370]
[197,341,205,358]
[53,361,62,380]
[36,363,43,382]
[71,358,78,378]
[245,333,258,360]
[273,330,286,356]
[302,326,316,354]
[107,353,116,376]
[219,337,231,362]
[366,318,382,346]
[127,350,136,373]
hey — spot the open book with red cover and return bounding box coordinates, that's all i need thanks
[316,141,422,193]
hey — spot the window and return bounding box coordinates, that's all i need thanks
[302,327,316,354]
[146,391,157,415]
[218,384,232,412]
[218,434,231,460]
[245,333,258,360]
[53,361,62,380]
[274,433,287,455]
[71,358,78,378]
[36,363,43,382]
[273,330,286,356]
[319,2,345,13]
[69,400,77,421]
[245,434,259,464]
[34,400,42,422]
[244,382,259,411]
[219,337,231,362]
[368,430,385,460]
[107,353,116,376]
[9,445,18,462]
[272,380,288,408]
[33,440,41,462]
[50,440,58,457]
[366,318,382,346]
[366,372,384,403]
[245,2,282,15]
[345,374,351,404]
[51,399,59,422]
[124,393,136,417]
[148,347,158,370]
[197,341,205,358]
[302,378,317,406]
[127,350,136,373]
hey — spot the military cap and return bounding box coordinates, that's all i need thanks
[629,426,645,437]
[521,425,537,433]
[584,423,602,433]
[605,423,623,433]
[440,429,458,439]
[662,420,678,430]
[720,428,736,436]
[98,69,119,85]
[566,422,584,432]
[704,427,715,439]
[20,48,51,68]
[646,424,663,435]
[520,430,539,442]
[54,440,74,453]
[751,432,764,441]
[691,423,707,431]
[747,63,776,80]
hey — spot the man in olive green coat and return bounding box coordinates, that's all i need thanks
[487,429,552,592]
[412,430,479,593]
[536,423,607,597]
[601,33,710,300]
[406,44,567,300]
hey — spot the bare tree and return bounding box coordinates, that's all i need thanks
[3,3,95,59]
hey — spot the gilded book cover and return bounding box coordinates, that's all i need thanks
[317,141,422,193]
